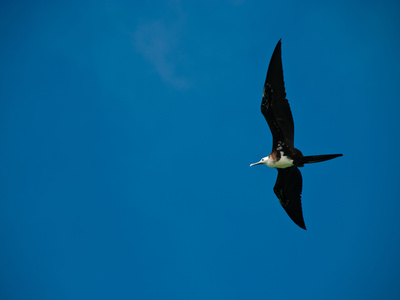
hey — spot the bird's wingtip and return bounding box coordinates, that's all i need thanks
[297,222,307,230]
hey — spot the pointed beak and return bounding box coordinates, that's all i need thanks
[250,161,263,167]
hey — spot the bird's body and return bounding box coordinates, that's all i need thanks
[250,40,342,230]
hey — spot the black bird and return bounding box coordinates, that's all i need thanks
[250,40,342,230]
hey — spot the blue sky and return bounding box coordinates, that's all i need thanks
[1,0,400,299]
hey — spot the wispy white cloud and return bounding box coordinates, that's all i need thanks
[133,19,190,89]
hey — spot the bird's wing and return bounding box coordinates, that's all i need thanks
[273,166,306,229]
[261,40,295,149]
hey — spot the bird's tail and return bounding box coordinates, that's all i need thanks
[302,154,343,164]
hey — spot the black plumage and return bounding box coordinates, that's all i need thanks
[252,40,343,229]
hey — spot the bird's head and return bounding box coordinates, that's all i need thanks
[250,156,269,167]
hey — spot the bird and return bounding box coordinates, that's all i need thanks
[250,40,343,230]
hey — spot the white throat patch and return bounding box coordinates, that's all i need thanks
[267,152,294,168]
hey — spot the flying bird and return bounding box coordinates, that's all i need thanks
[250,40,342,230]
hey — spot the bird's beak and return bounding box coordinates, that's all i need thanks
[250,161,263,167]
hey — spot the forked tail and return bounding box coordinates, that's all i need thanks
[302,154,343,164]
